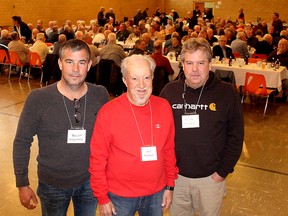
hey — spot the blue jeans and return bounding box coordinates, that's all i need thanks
[37,180,97,216]
[108,189,164,216]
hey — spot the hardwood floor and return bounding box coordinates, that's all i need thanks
[1,71,288,215]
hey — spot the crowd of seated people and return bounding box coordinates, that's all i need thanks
[0,9,287,98]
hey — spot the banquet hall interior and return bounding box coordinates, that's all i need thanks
[1,0,288,215]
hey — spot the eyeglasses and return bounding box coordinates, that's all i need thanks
[74,99,81,123]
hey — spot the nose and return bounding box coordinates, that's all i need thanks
[72,63,79,72]
[192,63,198,71]
[138,78,145,88]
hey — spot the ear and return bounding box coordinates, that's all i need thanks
[58,58,62,70]
[122,76,128,87]
[87,60,92,71]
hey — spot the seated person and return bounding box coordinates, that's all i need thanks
[150,40,174,76]
[0,29,11,49]
[53,34,66,55]
[207,28,218,46]
[116,23,130,41]
[245,28,258,48]
[126,25,142,44]
[213,35,235,61]
[164,35,182,55]
[254,34,274,57]
[8,32,29,64]
[231,31,250,58]
[267,38,288,101]
[31,33,49,63]
[141,33,154,54]
[129,39,146,56]
[99,32,127,67]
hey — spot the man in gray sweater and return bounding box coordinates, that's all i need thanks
[13,39,109,216]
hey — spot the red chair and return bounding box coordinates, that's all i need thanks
[0,49,10,69]
[28,52,43,83]
[8,51,29,82]
[252,53,267,60]
[45,42,53,47]
[241,72,275,117]
[248,58,261,63]
[233,52,241,58]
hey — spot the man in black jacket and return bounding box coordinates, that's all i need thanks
[212,35,235,60]
[160,37,244,216]
[12,16,32,43]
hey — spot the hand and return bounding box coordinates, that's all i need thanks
[162,189,173,212]
[18,186,38,210]
[211,172,225,182]
[99,201,117,216]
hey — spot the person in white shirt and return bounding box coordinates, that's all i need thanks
[31,33,49,63]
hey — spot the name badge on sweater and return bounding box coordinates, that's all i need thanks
[141,146,157,162]
[182,114,200,128]
[67,129,86,143]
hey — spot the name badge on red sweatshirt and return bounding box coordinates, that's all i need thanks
[182,114,200,128]
[67,129,86,143]
[141,146,158,162]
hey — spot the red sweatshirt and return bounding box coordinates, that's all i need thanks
[89,93,178,204]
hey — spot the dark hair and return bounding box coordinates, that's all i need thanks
[10,32,19,40]
[12,16,22,23]
[59,39,91,61]
[273,12,279,18]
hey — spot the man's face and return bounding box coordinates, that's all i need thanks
[183,49,211,89]
[219,37,227,48]
[134,27,141,36]
[278,39,288,54]
[58,48,92,88]
[123,60,153,106]
[137,41,147,51]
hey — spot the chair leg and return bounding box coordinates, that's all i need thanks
[19,66,23,82]
[263,96,269,117]
[241,91,245,103]
[40,69,43,84]
[28,67,31,82]
[8,65,12,80]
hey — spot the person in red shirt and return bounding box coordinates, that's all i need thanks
[89,54,178,216]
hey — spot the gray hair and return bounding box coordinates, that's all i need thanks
[180,37,212,63]
[121,54,156,78]
[1,29,9,38]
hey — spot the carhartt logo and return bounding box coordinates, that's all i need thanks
[155,124,161,129]
[209,103,216,111]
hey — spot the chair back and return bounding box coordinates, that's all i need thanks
[0,49,10,63]
[232,52,241,58]
[252,53,267,59]
[43,54,61,82]
[152,66,170,96]
[97,59,123,95]
[9,51,24,66]
[29,52,42,67]
[215,69,237,89]
[45,42,53,47]
[244,72,268,95]
[248,58,261,63]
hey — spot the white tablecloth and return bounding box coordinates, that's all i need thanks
[211,63,288,91]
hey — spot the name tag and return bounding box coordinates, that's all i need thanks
[141,146,158,162]
[182,114,200,128]
[67,129,86,144]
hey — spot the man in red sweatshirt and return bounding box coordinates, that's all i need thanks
[89,54,178,216]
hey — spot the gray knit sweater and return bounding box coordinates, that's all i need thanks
[13,82,109,188]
